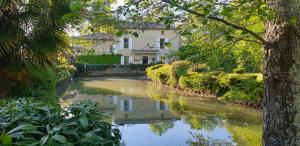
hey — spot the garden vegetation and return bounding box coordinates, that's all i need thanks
[146,61,263,105]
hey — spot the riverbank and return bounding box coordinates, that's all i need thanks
[75,64,152,77]
[146,62,263,108]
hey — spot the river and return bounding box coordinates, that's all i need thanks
[63,77,262,146]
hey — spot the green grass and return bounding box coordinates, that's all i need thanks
[76,54,121,64]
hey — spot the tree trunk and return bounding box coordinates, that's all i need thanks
[263,0,300,145]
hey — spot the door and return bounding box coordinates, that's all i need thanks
[124,56,129,65]
[142,56,148,64]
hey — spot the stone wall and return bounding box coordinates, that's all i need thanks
[75,64,149,77]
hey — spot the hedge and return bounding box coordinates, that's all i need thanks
[146,61,263,104]
[76,54,121,64]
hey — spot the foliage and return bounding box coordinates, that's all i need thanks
[0,0,112,97]
[146,64,177,86]
[171,60,192,77]
[0,99,121,146]
[233,67,246,74]
[117,0,266,73]
[0,0,71,91]
[76,54,121,64]
[10,66,57,99]
[146,64,263,104]
[217,74,263,103]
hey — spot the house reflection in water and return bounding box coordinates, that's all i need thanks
[91,95,178,125]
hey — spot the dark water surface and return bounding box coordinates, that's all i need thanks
[63,77,262,146]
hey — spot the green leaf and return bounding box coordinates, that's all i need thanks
[165,42,172,48]
[70,0,83,12]
[79,116,89,129]
[40,135,49,145]
[51,135,67,144]
[8,124,35,134]
[220,6,232,16]
[1,133,12,146]
[116,31,123,37]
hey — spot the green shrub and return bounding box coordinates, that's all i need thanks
[0,99,121,146]
[146,63,263,104]
[171,60,192,77]
[179,72,222,93]
[11,66,57,98]
[76,54,121,64]
[233,67,246,74]
[187,64,209,73]
[146,64,177,86]
[218,74,263,103]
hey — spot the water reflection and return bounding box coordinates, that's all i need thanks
[63,77,262,146]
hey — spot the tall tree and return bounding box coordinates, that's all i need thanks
[263,0,300,145]
[0,0,114,97]
[117,0,300,145]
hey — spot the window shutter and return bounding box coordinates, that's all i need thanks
[156,101,160,111]
[120,99,124,112]
[129,99,133,111]
[121,56,124,65]
[156,38,160,49]
[113,45,117,53]
[113,95,118,104]
[120,37,124,49]
[129,56,133,64]
[165,38,169,49]
[129,38,133,49]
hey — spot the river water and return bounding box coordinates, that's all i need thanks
[63,77,262,146]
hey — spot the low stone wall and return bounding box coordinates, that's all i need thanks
[75,64,150,77]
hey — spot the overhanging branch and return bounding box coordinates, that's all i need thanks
[162,0,266,44]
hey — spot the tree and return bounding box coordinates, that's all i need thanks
[117,0,300,145]
[0,0,70,97]
[0,0,114,97]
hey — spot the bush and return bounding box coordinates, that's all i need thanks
[179,72,222,93]
[0,99,121,146]
[233,67,245,74]
[218,74,263,103]
[146,64,177,86]
[11,66,57,98]
[76,54,121,64]
[171,60,192,77]
[146,63,263,104]
[187,64,209,73]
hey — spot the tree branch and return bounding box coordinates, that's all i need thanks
[162,0,266,44]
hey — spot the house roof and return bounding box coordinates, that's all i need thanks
[77,33,115,41]
[124,22,176,30]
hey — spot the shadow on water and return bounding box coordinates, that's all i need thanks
[63,77,262,146]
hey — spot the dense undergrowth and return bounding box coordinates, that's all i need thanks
[146,61,263,105]
[0,99,120,146]
[1,56,121,146]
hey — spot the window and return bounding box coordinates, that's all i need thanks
[160,38,165,49]
[124,38,129,48]
[152,57,156,63]
[124,100,130,111]
[161,31,164,35]
[108,96,114,104]
[159,101,166,111]
[124,56,129,65]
